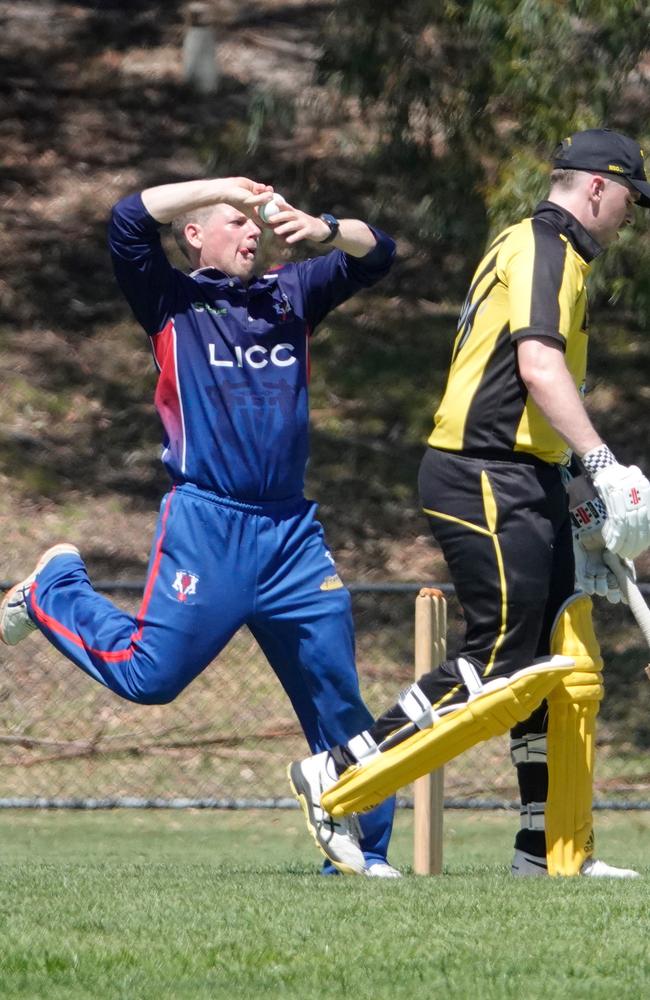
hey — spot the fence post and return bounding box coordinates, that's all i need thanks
[183,2,219,95]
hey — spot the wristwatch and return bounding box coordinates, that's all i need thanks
[318,213,340,244]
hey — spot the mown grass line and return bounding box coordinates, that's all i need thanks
[0,811,648,999]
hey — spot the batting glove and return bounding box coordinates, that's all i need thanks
[591,463,650,560]
[573,539,635,604]
[581,446,650,559]
[569,482,633,604]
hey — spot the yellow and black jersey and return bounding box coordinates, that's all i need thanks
[430,201,601,465]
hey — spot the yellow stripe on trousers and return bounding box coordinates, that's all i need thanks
[422,469,508,680]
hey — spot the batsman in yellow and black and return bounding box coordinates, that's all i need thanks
[288,128,650,878]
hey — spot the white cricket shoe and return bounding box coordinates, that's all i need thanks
[288,752,365,875]
[579,857,639,879]
[364,862,402,879]
[0,544,80,646]
[511,849,639,878]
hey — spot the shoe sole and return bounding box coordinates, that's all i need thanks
[0,583,26,645]
[0,544,80,645]
[287,762,362,877]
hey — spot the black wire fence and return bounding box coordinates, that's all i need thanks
[0,583,649,810]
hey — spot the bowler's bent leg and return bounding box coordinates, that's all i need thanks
[27,488,252,703]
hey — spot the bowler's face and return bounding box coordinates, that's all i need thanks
[193,205,262,280]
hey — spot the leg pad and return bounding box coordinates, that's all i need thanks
[546,594,603,876]
[322,657,574,818]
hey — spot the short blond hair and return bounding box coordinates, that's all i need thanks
[549,168,582,192]
[171,205,220,261]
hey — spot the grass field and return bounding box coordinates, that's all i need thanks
[0,809,649,999]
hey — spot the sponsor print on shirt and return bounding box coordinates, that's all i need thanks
[208,341,297,369]
[320,551,343,589]
[204,377,301,454]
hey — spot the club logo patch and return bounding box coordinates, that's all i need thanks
[172,569,200,602]
[320,574,344,591]
[273,293,294,322]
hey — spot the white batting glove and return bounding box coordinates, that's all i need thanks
[568,473,634,604]
[591,463,650,560]
[573,539,635,603]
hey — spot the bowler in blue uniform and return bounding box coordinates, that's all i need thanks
[0,175,398,876]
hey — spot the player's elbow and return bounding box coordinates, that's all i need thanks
[518,362,556,395]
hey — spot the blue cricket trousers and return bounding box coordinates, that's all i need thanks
[27,483,394,864]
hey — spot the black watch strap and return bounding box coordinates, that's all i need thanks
[319,213,340,244]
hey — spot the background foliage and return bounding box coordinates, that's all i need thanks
[315,0,650,312]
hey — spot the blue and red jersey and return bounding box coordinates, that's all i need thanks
[109,194,395,501]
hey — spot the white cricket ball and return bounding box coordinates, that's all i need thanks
[259,194,286,223]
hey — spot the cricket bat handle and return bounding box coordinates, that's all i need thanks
[602,550,650,680]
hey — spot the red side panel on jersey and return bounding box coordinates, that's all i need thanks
[151,320,187,473]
